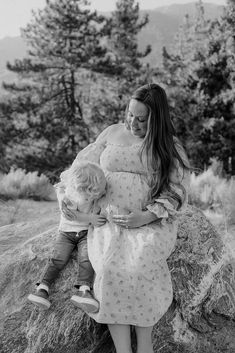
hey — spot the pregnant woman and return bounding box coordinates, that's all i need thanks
[66,83,190,353]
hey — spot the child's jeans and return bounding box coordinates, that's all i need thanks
[38,230,94,289]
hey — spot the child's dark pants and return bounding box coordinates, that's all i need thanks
[39,230,94,288]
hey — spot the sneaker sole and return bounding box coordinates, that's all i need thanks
[70,295,99,313]
[27,294,51,310]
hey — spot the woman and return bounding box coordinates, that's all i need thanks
[64,83,190,353]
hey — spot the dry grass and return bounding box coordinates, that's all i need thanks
[189,166,235,258]
[0,199,59,228]
[0,199,21,226]
[189,168,235,227]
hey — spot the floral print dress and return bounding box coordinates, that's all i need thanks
[72,126,190,327]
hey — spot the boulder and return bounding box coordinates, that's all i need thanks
[0,205,234,353]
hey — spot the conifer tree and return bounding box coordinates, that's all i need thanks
[185,0,235,173]
[1,0,109,176]
[90,0,152,130]
[157,0,235,174]
[0,101,16,172]
[109,0,150,74]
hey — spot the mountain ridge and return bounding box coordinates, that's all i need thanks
[0,2,224,86]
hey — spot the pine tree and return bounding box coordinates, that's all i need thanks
[186,0,235,174]
[156,0,235,175]
[89,0,152,131]
[0,101,16,172]
[1,0,109,176]
[155,1,210,148]
[109,0,150,73]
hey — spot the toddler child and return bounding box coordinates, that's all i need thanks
[27,161,107,312]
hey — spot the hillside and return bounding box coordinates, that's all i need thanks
[139,2,224,65]
[0,201,234,352]
[157,2,223,19]
[0,2,224,90]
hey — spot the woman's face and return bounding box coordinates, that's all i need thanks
[127,99,149,138]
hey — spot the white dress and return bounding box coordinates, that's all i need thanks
[72,129,189,327]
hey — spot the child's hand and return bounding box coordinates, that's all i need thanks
[90,214,107,227]
[61,199,79,221]
[62,196,74,207]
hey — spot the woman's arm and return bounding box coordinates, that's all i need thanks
[112,209,160,228]
[146,143,190,224]
[71,124,116,167]
[61,199,106,226]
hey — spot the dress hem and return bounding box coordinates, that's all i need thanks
[89,317,158,327]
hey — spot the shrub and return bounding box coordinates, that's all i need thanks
[189,167,235,226]
[0,168,56,201]
[217,177,235,226]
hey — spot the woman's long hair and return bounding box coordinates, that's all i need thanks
[127,83,189,202]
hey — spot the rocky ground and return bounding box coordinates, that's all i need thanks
[0,200,234,353]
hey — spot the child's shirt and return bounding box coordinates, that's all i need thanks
[55,182,96,233]
[59,197,93,233]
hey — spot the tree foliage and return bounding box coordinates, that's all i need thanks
[90,0,152,132]
[0,0,152,177]
[3,0,233,176]
[156,0,235,175]
[0,0,111,177]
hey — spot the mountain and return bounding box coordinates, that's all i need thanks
[157,1,223,18]
[138,2,224,65]
[0,2,224,89]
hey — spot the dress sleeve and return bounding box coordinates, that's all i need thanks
[146,142,190,223]
[71,125,111,166]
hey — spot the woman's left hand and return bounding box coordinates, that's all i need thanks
[112,209,158,229]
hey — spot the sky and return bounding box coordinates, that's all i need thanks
[0,0,227,39]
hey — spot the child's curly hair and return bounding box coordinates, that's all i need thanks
[60,161,106,199]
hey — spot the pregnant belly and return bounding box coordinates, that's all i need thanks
[100,171,149,213]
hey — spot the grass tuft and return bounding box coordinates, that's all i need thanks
[189,167,235,226]
[0,168,56,201]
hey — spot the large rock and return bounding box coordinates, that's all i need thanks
[0,205,234,353]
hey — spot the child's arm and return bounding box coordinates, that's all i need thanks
[54,181,81,220]
[54,182,66,209]
[60,199,106,226]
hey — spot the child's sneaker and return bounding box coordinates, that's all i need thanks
[27,289,51,310]
[70,290,99,313]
